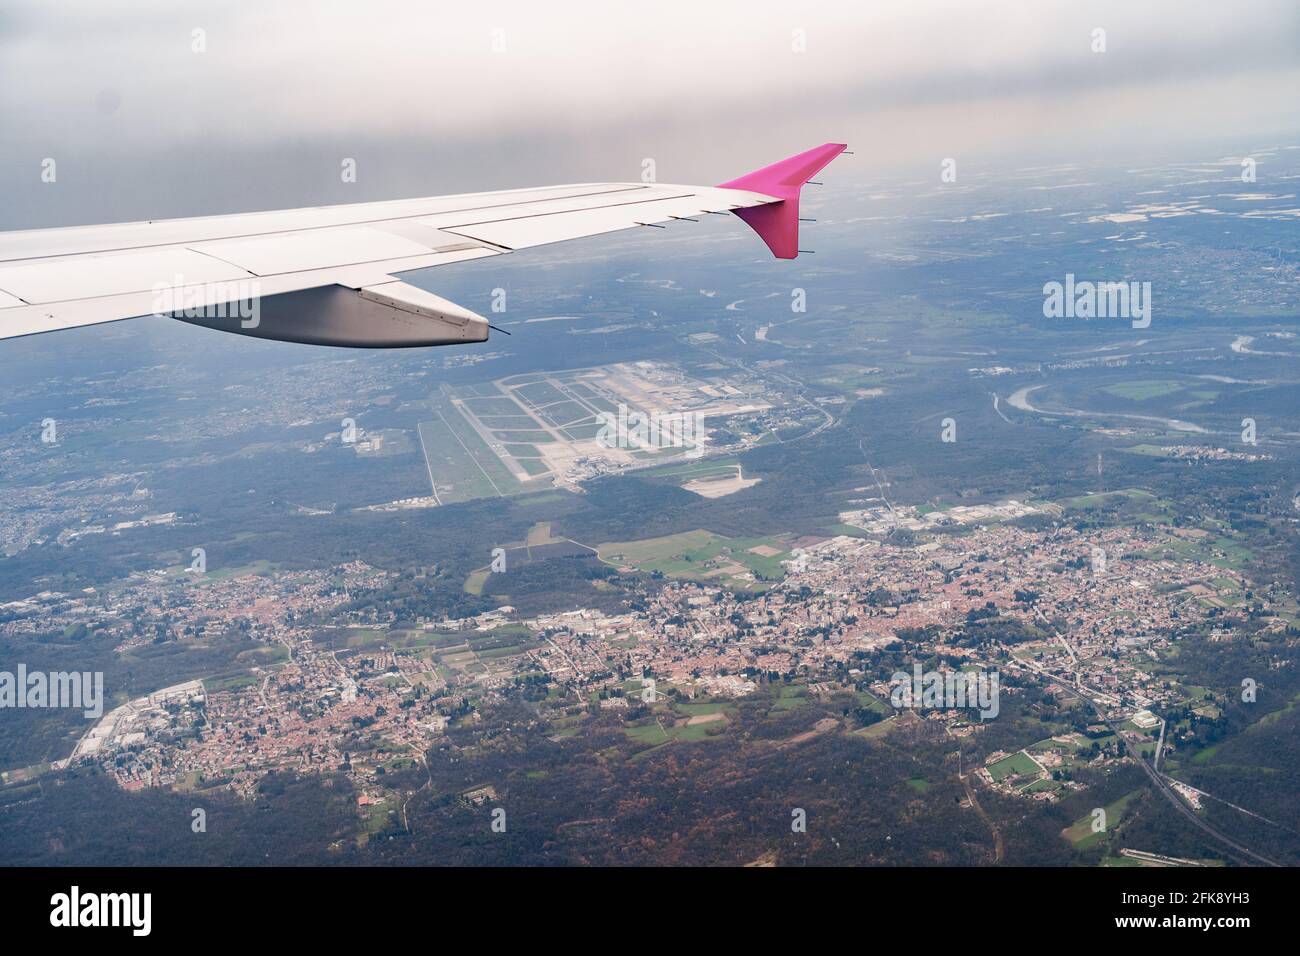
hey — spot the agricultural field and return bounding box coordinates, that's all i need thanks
[623,699,732,750]
[597,528,792,589]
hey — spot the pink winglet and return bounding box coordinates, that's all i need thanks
[717,143,847,259]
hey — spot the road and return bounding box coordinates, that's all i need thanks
[990,392,1013,424]
[959,767,1005,863]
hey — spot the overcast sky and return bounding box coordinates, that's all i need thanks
[1,0,1296,227]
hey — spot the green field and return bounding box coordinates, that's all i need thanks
[854,717,899,739]
[1101,380,1185,401]
[492,430,556,443]
[597,529,791,587]
[674,701,731,718]
[535,400,590,426]
[1029,733,1087,753]
[624,711,728,748]
[417,416,496,504]
[503,443,542,458]
[1064,790,1142,849]
[1061,488,1159,511]
[637,458,743,481]
[625,722,670,745]
[459,395,527,417]
[1142,532,1252,571]
[514,381,568,407]
[858,690,890,714]
[562,422,604,440]
[986,750,1041,782]
[772,685,808,711]
[1121,444,1173,457]
[418,403,531,503]
[476,415,542,429]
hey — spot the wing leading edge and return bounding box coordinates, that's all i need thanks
[0,144,846,348]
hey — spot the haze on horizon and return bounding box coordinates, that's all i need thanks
[0,0,1296,229]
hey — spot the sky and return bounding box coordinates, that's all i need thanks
[0,0,1297,227]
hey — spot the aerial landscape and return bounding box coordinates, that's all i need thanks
[0,1,1296,934]
[4,143,1298,872]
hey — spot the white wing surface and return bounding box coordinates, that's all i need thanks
[0,144,845,348]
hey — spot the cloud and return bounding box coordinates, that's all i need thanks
[0,0,1295,226]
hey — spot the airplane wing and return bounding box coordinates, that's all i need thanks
[0,143,846,348]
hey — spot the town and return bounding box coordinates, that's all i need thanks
[5,495,1276,816]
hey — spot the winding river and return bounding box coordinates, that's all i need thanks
[1006,384,1207,433]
